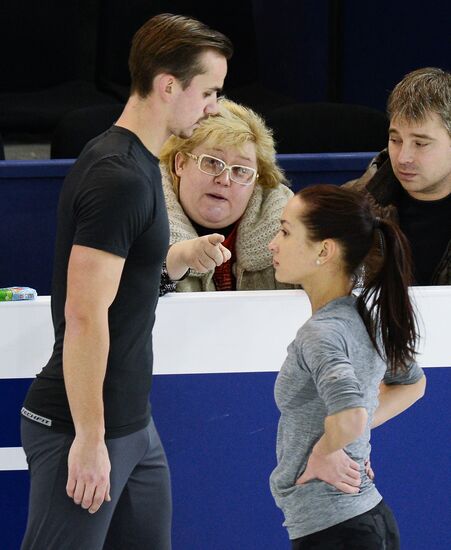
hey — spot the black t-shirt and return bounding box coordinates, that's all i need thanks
[397,189,451,285]
[23,126,169,438]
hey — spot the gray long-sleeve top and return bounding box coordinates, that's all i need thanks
[270,295,424,539]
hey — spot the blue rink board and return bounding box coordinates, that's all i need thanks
[1,368,449,550]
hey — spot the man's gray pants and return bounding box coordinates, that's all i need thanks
[20,417,172,550]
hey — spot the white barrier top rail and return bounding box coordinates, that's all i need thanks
[1,288,450,380]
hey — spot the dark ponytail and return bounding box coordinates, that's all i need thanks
[357,217,418,374]
[298,184,418,374]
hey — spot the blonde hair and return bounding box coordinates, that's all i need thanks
[159,98,287,196]
[387,67,451,135]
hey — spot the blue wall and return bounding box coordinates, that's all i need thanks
[1,368,449,549]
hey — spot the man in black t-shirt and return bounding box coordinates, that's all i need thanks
[20,14,233,550]
[345,67,450,285]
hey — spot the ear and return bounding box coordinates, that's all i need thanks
[317,239,337,263]
[174,152,186,177]
[155,74,178,103]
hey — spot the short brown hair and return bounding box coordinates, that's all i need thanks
[387,67,451,135]
[129,13,233,98]
[159,98,287,196]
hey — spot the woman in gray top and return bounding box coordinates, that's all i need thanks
[268,184,426,549]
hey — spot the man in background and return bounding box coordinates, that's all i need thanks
[347,67,450,285]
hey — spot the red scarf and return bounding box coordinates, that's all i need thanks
[213,224,238,291]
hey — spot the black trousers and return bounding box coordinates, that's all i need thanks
[291,499,400,550]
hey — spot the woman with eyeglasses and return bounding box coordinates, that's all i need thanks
[159,98,293,291]
[268,185,426,549]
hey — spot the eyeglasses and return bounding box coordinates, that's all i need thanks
[185,152,258,186]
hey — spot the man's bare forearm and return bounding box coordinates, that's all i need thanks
[63,312,109,440]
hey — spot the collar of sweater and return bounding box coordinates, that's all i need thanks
[366,150,404,207]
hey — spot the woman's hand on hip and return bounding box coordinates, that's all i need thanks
[296,448,361,494]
